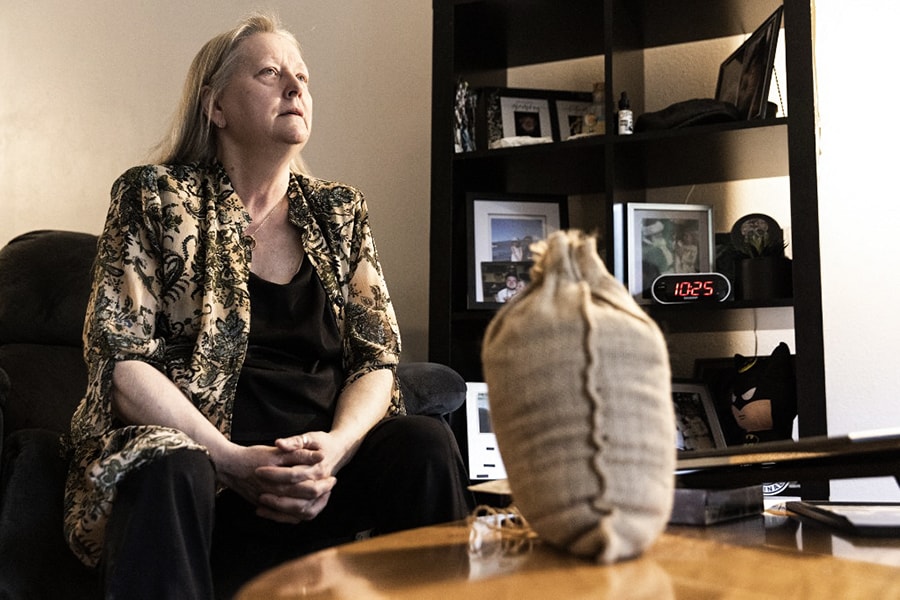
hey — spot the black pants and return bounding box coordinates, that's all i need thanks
[103,416,473,600]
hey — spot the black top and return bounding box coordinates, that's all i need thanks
[230,257,343,445]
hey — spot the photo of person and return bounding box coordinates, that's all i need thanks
[494,272,524,303]
[674,227,700,273]
[640,217,701,289]
[480,261,530,304]
[641,219,674,283]
[468,196,565,307]
[715,7,781,120]
[510,239,524,261]
[490,216,545,262]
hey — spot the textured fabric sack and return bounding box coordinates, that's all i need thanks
[481,230,675,563]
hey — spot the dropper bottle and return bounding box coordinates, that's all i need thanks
[617,92,634,135]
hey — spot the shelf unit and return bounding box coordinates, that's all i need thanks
[430,0,825,495]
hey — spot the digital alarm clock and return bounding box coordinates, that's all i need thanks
[650,272,731,304]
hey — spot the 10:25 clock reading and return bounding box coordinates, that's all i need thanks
[650,273,731,304]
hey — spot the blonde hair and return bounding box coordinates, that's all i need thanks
[154,13,309,174]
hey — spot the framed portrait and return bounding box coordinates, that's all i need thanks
[672,381,727,452]
[467,192,568,309]
[465,382,508,481]
[715,6,783,120]
[613,203,714,303]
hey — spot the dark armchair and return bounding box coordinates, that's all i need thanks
[0,230,467,599]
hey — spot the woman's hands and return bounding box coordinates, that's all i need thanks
[244,369,394,522]
[216,435,344,524]
[111,360,394,524]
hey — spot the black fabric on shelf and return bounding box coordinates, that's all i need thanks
[635,98,741,132]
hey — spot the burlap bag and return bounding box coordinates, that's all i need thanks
[481,230,675,563]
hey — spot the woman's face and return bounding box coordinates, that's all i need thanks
[213,32,312,154]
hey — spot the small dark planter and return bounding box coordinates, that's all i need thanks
[735,256,792,300]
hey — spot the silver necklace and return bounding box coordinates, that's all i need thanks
[244,198,284,249]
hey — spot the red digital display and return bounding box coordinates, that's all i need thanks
[674,279,716,298]
[650,272,731,304]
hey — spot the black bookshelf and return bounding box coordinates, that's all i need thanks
[430,0,826,497]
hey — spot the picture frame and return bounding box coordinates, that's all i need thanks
[467,192,567,309]
[715,6,783,120]
[554,99,597,141]
[613,203,714,303]
[672,381,727,452]
[500,95,552,139]
[465,382,508,481]
[477,87,594,148]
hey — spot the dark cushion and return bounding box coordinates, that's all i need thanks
[0,367,7,462]
[0,344,86,434]
[397,362,466,417]
[0,367,9,399]
[0,429,99,599]
[0,230,96,347]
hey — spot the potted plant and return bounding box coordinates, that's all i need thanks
[730,213,792,300]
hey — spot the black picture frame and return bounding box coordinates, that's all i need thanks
[466,192,568,309]
[715,6,783,120]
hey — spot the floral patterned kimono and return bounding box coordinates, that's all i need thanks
[63,162,402,567]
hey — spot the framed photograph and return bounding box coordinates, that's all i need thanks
[478,87,593,148]
[467,193,567,309]
[465,382,508,481]
[554,99,596,141]
[613,203,714,303]
[496,95,553,144]
[672,381,727,452]
[715,6,783,120]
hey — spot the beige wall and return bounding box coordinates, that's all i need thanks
[0,0,433,360]
[815,1,900,501]
[3,2,900,499]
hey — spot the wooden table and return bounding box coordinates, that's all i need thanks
[236,510,900,599]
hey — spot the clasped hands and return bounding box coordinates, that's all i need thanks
[220,431,348,524]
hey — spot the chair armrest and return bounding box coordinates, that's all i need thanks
[397,362,466,417]
[0,365,9,410]
[0,429,99,598]
[0,366,8,468]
